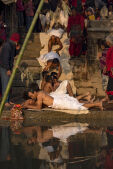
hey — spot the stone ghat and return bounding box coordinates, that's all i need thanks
[12,30,109,98]
[1,106,113,128]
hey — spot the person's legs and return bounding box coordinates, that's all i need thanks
[0,67,10,104]
[67,82,74,96]
[29,16,33,28]
[17,11,24,27]
[69,38,75,57]
[76,92,91,101]
[20,11,24,26]
[26,16,30,32]
[84,101,103,110]
[75,42,82,57]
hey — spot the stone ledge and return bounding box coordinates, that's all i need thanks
[1,108,113,127]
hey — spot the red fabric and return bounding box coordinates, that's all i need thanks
[10,33,20,43]
[16,0,24,11]
[106,129,113,135]
[67,14,84,57]
[106,91,113,95]
[71,0,86,7]
[67,14,84,33]
[71,0,77,7]
[106,47,113,77]
[105,152,113,169]
[69,38,82,56]
[82,0,86,4]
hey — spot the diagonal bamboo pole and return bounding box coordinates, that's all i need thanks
[0,0,44,116]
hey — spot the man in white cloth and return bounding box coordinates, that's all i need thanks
[22,83,103,112]
[37,51,62,79]
[50,72,94,102]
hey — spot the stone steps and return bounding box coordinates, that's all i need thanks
[12,54,42,96]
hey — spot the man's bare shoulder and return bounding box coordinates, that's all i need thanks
[37,91,48,97]
[56,37,60,42]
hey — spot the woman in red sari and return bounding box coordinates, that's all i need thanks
[105,35,113,101]
[67,7,84,58]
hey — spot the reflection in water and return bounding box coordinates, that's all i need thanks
[0,122,113,169]
[0,127,12,169]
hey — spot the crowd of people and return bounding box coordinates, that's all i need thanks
[1,0,113,112]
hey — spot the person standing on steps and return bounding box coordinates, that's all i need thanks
[0,33,20,107]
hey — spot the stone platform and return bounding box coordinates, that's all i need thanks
[1,102,113,128]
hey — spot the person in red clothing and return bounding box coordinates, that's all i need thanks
[16,0,25,27]
[104,35,113,101]
[24,0,34,32]
[67,7,85,58]
[71,0,86,8]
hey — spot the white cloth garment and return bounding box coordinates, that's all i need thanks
[37,51,60,69]
[50,80,68,95]
[50,93,87,110]
[59,10,68,28]
[47,28,64,38]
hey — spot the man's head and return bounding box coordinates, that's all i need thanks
[45,75,52,83]
[51,72,58,83]
[52,58,60,67]
[71,7,76,16]
[100,40,107,50]
[87,7,94,16]
[24,83,39,100]
[42,71,49,79]
[51,35,56,41]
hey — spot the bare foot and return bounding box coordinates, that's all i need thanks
[85,95,91,102]
[5,103,11,107]
[98,101,103,111]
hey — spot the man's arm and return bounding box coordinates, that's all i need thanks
[56,38,63,53]
[22,94,43,110]
[43,60,52,71]
[48,39,52,52]
[57,64,62,78]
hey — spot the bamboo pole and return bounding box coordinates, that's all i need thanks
[0,0,44,116]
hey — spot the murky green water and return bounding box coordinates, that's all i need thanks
[0,120,113,169]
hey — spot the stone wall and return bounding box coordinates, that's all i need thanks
[87,19,113,59]
[68,19,113,97]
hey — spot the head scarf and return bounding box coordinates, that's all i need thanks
[10,33,20,43]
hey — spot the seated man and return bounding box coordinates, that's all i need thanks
[50,72,94,102]
[51,72,74,96]
[43,75,53,94]
[22,83,103,112]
